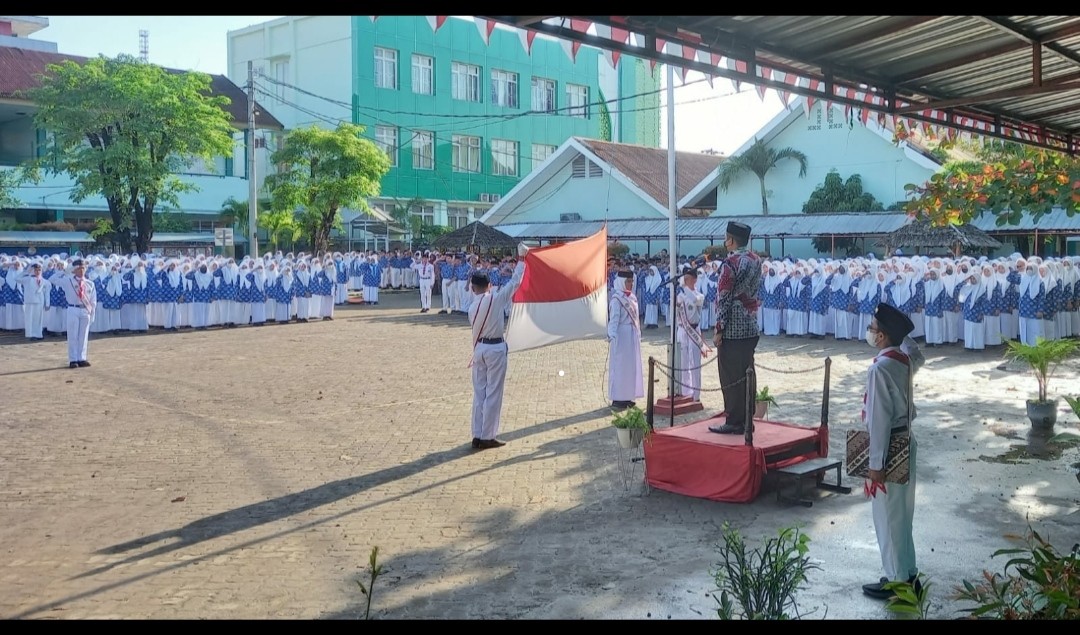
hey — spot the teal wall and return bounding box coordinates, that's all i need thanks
[351,16,659,203]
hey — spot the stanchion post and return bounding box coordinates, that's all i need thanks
[821,357,832,428]
[744,367,755,447]
[646,357,655,431]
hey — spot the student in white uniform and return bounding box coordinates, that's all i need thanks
[675,268,707,402]
[607,270,644,410]
[860,302,925,600]
[468,243,528,450]
[54,258,97,368]
[16,262,50,340]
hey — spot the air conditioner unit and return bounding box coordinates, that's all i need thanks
[479,193,491,203]
[560,212,582,222]
[491,194,501,202]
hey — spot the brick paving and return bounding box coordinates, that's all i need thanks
[1,289,1078,620]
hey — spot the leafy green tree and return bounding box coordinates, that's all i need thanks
[153,211,193,233]
[265,123,390,255]
[259,208,303,252]
[27,54,237,254]
[716,138,808,254]
[803,171,887,256]
[0,169,23,209]
[390,196,434,249]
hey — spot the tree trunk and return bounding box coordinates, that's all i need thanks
[758,175,771,255]
[134,198,155,255]
[314,208,335,255]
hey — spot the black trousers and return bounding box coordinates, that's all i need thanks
[718,336,759,428]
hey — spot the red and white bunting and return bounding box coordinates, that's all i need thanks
[704,53,722,88]
[756,67,772,101]
[725,57,739,91]
[593,24,620,68]
[426,16,448,33]
[773,70,789,106]
[474,17,496,45]
[517,28,538,56]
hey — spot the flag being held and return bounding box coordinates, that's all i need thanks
[506,227,609,352]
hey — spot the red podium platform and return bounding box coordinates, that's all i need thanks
[653,394,704,416]
[644,414,828,503]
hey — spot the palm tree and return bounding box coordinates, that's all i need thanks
[716,138,808,254]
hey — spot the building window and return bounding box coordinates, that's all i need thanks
[491,69,518,108]
[412,54,433,95]
[272,58,289,100]
[452,134,481,173]
[491,139,518,177]
[531,143,557,170]
[451,62,481,102]
[375,126,398,167]
[374,47,398,90]
[567,83,589,118]
[531,77,556,112]
[571,155,603,179]
[411,130,434,170]
[447,206,469,229]
[411,205,435,226]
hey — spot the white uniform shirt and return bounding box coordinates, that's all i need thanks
[17,272,51,305]
[54,273,97,311]
[469,261,525,342]
[676,284,705,326]
[416,262,435,285]
[863,336,925,471]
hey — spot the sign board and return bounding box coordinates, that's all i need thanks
[214,228,234,247]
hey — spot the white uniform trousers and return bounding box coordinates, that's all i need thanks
[872,435,918,582]
[471,341,509,440]
[644,304,659,327]
[22,302,44,338]
[66,306,91,363]
[441,279,453,311]
[455,280,469,312]
[364,285,379,303]
[1019,317,1041,345]
[320,294,334,318]
[251,302,267,324]
[677,327,702,400]
[419,283,433,310]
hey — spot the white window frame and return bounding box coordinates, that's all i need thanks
[531,143,557,170]
[567,83,589,118]
[452,134,481,173]
[411,130,434,170]
[491,139,518,177]
[447,206,469,229]
[271,58,289,101]
[375,125,398,167]
[451,62,481,102]
[411,54,434,95]
[531,77,556,112]
[375,47,398,90]
[410,205,435,226]
[491,69,519,108]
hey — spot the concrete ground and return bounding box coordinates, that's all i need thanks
[1,289,1078,620]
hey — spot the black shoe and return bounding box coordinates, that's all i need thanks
[78,361,91,368]
[862,577,893,600]
[69,362,79,369]
[438,310,447,314]
[472,438,481,449]
[476,439,506,449]
[611,401,628,411]
[709,423,744,435]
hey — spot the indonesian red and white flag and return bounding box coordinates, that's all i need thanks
[506,227,609,353]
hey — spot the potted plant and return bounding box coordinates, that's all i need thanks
[755,386,778,420]
[1003,337,1080,430]
[612,405,650,449]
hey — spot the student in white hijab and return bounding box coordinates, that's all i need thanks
[1039,264,1059,341]
[1051,261,1072,339]
[957,266,988,350]
[940,261,962,344]
[642,265,662,329]
[1017,261,1044,345]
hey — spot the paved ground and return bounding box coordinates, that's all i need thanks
[1,290,1078,620]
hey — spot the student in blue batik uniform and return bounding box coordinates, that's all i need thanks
[438,254,455,314]
[158,261,184,331]
[641,265,662,329]
[831,264,858,340]
[856,269,883,335]
[378,253,390,289]
[362,254,381,305]
[782,268,812,336]
[186,264,215,329]
[703,263,720,332]
[1017,263,1045,345]
[453,256,473,315]
[808,267,833,338]
[760,262,784,336]
[921,267,945,346]
[89,268,110,334]
[45,261,69,336]
[1054,265,1071,339]
[312,261,334,320]
[957,269,989,350]
[247,262,269,325]
[985,265,1005,346]
[121,259,150,332]
[272,266,297,323]
[660,268,672,326]
[1042,265,1059,341]
[1004,260,1022,341]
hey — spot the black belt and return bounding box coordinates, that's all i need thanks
[478,337,504,344]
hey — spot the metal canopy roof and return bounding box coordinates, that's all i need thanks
[480,16,1080,153]
[497,213,913,241]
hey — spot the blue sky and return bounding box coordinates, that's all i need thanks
[42,15,783,154]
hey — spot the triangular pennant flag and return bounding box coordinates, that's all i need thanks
[560,37,577,63]
[571,41,582,62]
[370,16,378,22]
[517,28,538,55]
[426,16,448,33]
[755,67,771,101]
[680,66,690,84]
[593,24,618,68]
[861,107,871,126]
[474,17,496,45]
[724,57,739,91]
[570,18,591,34]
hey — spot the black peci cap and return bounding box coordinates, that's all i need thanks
[617,270,634,279]
[471,272,489,286]
[726,221,751,243]
[874,302,914,342]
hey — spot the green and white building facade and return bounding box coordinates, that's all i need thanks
[228,15,660,235]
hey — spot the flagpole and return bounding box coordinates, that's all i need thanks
[666,63,677,402]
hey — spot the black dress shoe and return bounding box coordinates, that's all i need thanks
[862,577,893,600]
[472,438,481,449]
[69,362,79,369]
[709,423,744,434]
[78,361,91,368]
[476,439,506,449]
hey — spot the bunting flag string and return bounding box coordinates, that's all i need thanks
[474,17,496,45]
[426,16,448,33]
[756,67,771,101]
[517,27,538,55]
